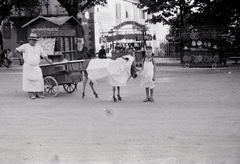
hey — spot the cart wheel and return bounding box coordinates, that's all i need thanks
[63,82,77,93]
[44,76,59,97]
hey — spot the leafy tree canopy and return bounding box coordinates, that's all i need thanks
[57,0,107,18]
[192,0,240,27]
[137,0,193,26]
[0,0,41,23]
[137,0,240,28]
[0,0,107,23]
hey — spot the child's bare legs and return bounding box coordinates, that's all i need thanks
[143,87,149,102]
[149,88,154,102]
[143,87,154,102]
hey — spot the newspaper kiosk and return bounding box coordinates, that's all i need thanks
[21,16,84,62]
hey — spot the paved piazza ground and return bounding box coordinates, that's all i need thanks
[0,64,240,164]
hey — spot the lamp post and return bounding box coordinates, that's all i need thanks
[108,29,115,50]
[140,26,148,48]
[179,0,184,27]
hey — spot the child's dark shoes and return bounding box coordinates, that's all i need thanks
[113,96,117,102]
[149,97,154,102]
[117,95,122,101]
[143,98,149,102]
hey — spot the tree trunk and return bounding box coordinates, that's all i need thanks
[180,2,184,27]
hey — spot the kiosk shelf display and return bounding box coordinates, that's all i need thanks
[167,25,227,68]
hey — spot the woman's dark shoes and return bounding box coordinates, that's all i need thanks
[36,92,45,98]
[28,92,36,99]
[30,95,36,99]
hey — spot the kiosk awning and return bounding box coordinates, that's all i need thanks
[22,16,81,28]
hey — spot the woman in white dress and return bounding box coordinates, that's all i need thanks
[16,33,52,99]
[140,46,156,102]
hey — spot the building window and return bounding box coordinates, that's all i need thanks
[125,4,130,19]
[116,4,121,19]
[3,23,11,38]
[140,10,145,19]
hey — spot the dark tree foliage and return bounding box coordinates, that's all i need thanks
[192,0,240,27]
[137,0,240,28]
[0,0,41,23]
[137,0,193,27]
[57,0,107,18]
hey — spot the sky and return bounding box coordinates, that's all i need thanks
[148,23,169,41]
[156,23,169,40]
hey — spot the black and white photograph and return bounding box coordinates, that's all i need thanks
[0,0,240,163]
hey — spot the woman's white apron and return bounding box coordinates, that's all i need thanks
[22,45,44,92]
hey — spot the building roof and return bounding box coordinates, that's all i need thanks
[123,0,139,3]
[22,16,81,28]
[113,21,146,30]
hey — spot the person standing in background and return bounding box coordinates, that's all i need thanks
[1,49,9,67]
[6,49,13,67]
[77,46,88,60]
[86,49,96,59]
[0,45,3,67]
[98,45,107,59]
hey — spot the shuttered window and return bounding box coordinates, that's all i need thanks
[116,4,121,19]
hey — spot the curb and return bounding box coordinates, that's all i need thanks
[156,63,181,67]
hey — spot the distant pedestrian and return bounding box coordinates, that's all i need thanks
[6,49,13,67]
[1,49,12,68]
[77,46,88,60]
[0,49,6,66]
[0,45,2,67]
[140,46,156,102]
[16,33,53,99]
[98,45,107,59]
[86,49,96,59]
[18,41,24,65]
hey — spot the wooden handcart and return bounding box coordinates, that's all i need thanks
[40,60,84,97]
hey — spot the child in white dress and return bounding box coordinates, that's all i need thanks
[140,46,156,102]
